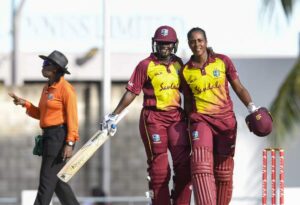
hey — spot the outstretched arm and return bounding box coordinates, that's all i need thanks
[102,90,136,136]
[8,92,26,106]
[112,90,137,115]
[8,92,40,119]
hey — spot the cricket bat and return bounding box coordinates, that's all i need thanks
[57,109,129,182]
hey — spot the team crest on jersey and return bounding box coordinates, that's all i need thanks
[48,93,54,100]
[161,29,169,36]
[192,131,199,140]
[213,69,220,78]
[152,134,161,143]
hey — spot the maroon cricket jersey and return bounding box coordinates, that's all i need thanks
[126,53,183,111]
[180,53,239,118]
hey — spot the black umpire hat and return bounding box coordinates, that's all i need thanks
[39,50,71,74]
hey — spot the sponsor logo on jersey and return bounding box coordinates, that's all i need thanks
[192,131,199,140]
[159,82,179,91]
[213,69,220,77]
[154,71,163,76]
[152,134,161,143]
[194,81,220,94]
[187,76,197,84]
[161,29,169,36]
[48,93,54,100]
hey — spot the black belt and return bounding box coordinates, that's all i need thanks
[42,124,65,131]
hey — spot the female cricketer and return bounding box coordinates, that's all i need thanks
[180,27,259,205]
[103,26,192,205]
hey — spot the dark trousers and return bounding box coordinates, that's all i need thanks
[34,125,79,205]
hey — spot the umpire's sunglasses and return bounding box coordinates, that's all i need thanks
[42,60,55,67]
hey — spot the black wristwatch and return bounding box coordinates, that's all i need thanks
[66,141,75,147]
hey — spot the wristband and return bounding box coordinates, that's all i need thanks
[247,102,257,113]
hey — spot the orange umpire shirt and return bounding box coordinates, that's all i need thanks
[24,77,79,142]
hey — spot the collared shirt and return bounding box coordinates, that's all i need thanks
[180,53,239,117]
[24,77,79,142]
[126,53,183,111]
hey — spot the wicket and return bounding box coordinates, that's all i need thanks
[262,148,284,205]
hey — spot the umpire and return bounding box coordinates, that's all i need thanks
[9,50,80,205]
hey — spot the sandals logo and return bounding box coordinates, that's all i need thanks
[159,82,179,91]
[194,81,220,94]
[154,71,163,76]
[187,76,197,84]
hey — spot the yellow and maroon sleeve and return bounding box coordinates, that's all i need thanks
[126,60,149,95]
[220,54,239,82]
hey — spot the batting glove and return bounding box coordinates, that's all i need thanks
[103,113,118,136]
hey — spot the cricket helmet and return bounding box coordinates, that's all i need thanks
[152,25,178,53]
[245,107,273,137]
[153,25,178,43]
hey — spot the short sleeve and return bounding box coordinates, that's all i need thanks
[126,60,149,95]
[223,55,239,82]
